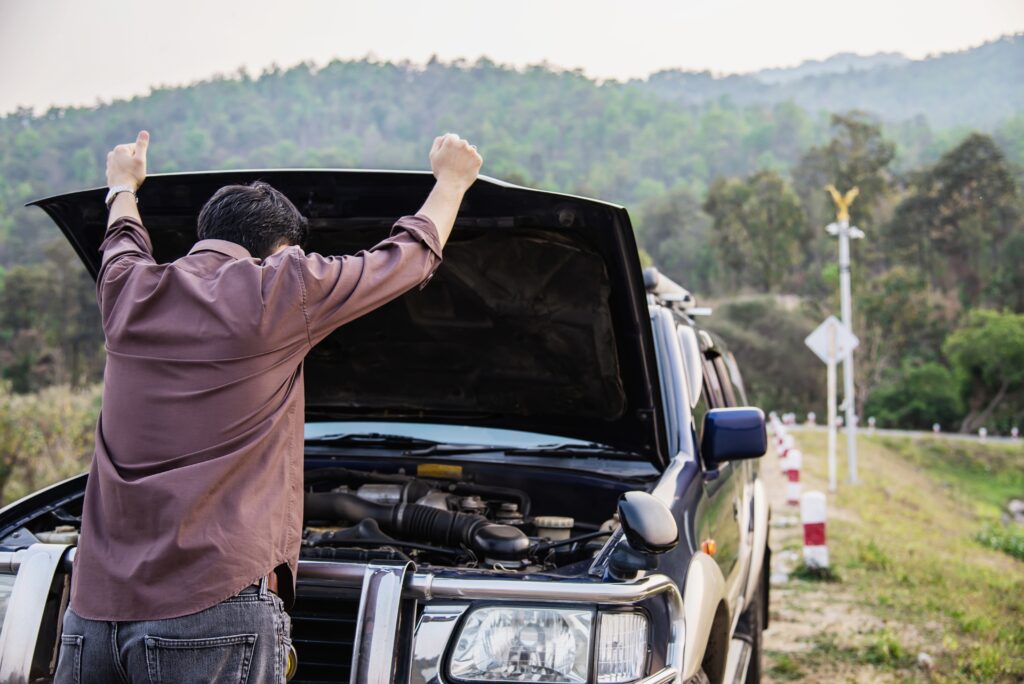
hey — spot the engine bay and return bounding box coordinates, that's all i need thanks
[301,466,621,572]
[1,455,652,576]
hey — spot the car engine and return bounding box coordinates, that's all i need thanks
[301,467,615,571]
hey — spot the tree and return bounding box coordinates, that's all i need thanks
[864,361,962,430]
[635,186,715,294]
[793,112,895,233]
[704,170,809,292]
[885,134,1021,308]
[943,310,1024,433]
[0,384,99,504]
[856,267,956,403]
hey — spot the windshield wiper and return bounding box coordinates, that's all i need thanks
[304,432,442,448]
[504,443,643,458]
[306,432,505,455]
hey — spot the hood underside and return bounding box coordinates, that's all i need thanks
[32,170,667,467]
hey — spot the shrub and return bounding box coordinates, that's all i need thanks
[0,383,100,505]
[864,361,962,430]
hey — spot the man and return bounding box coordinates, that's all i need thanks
[55,131,482,683]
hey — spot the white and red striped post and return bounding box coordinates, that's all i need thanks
[785,449,802,506]
[779,434,795,473]
[801,491,828,569]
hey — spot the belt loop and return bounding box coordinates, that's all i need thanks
[258,574,268,598]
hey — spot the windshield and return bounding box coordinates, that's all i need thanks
[304,421,597,449]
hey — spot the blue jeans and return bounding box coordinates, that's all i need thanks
[54,577,292,683]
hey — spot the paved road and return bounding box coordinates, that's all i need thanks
[785,423,1023,446]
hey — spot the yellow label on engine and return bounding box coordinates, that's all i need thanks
[417,463,463,479]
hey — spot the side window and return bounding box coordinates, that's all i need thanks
[723,352,750,406]
[703,358,726,408]
[713,356,738,407]
[692,384,709,444]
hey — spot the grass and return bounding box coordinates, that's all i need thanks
[789,561,840,582]
[766,652,805,680]
[790,430,1024,682]
[975,521,1024,561]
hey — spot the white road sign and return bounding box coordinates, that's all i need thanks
[805,315,859,364]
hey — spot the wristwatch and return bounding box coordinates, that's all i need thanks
[105,184,138,210]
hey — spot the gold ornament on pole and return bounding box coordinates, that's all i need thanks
[824,185,859,223]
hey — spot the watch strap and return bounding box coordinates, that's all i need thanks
[105,185,138,210]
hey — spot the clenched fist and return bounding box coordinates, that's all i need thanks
[106,130,150,191]
[430,134,482,192]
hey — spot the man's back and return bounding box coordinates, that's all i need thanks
[73,214,441,620]
[55,131,480,684]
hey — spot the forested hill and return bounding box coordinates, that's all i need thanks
[639,34,1023,129]
[2,36,1022,267]
[1,36,1022,431]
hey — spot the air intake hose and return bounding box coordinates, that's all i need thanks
[304,491,530,561]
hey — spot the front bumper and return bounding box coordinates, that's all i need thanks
[0,546,684,683]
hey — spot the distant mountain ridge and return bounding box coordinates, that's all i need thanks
[751,51,912,84]
[636,34,1023,129]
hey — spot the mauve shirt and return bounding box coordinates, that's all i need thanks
[70,212,442,620]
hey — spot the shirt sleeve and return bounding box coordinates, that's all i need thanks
[295,214,443,345]
[96,216,156,314]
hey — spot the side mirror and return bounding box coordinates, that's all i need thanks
[617,491,678,554]
[701,407,767,469]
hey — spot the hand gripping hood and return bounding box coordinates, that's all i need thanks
[31,170,668,468]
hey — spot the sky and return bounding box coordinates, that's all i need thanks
[1,0,1021,115]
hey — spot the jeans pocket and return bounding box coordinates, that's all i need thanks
[145,633,257,684]
[54,634,83,684]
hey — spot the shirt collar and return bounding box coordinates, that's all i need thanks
[188,239,253,261]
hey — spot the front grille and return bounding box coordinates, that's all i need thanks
[289,583,361,683]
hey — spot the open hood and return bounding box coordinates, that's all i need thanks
[31,170,668,468]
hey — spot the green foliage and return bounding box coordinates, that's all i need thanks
[862,629,909,667]
[0,251,104,393]
[765,652,804,680]
[791,561,840,582]
[884,134,1021,310]
[864,361,963,430]
[794,112,895,233]
[634,186,715,293]
[703,170,808,292]
[0,383,100,504]
[704,297,823,414]
[943,310,1024,432]
[858,267,952,363]
[975,523,1024,561]
[0,52,1019,434]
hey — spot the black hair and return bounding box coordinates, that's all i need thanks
[196,181,309,259]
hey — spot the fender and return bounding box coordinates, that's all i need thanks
[743,477,769,609]
[681,551,727,681]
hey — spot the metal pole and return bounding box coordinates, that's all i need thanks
[827,325,837,492]
[838,219,858,485]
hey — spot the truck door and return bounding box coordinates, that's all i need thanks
[695,355,742,597]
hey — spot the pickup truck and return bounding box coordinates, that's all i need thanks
[0,170,770,684]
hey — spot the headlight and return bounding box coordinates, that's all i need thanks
[0,573,15,626]
[595,612,649,683]
[447,606,649,683]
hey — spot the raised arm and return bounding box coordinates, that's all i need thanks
[98,131,155,315]
[298,134,482,344]
[106,130,149,228]
[416,133,483,248]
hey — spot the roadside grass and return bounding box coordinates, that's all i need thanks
[975,522,1024,560]
[766,651,804,680]
[791,431,1024,682]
